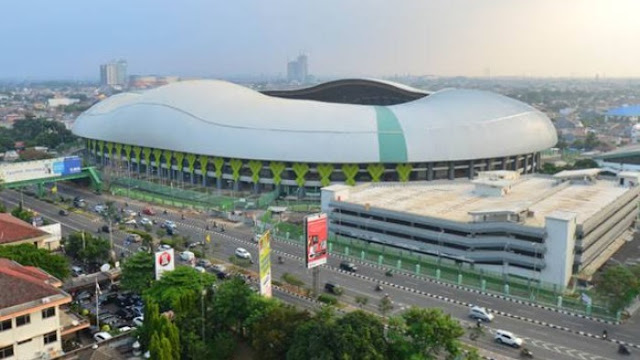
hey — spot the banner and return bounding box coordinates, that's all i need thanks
[155,248,175,280]
[304,213,328,269]
[0,156,82,184]
[258,231,272,297]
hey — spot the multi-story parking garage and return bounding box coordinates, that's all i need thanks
[73,79,556,194]
[321,170,640,288]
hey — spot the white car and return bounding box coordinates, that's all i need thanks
[469,306,494,322]
[180,251,195,261]
[161,220,177,229]
[140,217,153,226]
[94,204,106,213]
[124,219,137,225]
[158,244,172,251]
[94,332,113,342]
[494,330,523,348]
[194,266,206,273]
[235,247,251,259]
[133,316,144,327]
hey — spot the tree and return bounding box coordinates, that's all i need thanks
[572,158,599,169]
[387,307,465,360]
[145,266,215,311]
[249,301,310,360]
[378,295,393,318]
[121,251,154,294]
[594,265,640,312]
[11,204,35,223]
[211,277,255,332]
[355,295,369,308]
[62,231,110,266]
[286,308,339,360]
[0,243,69,279]
[334,310,387,360]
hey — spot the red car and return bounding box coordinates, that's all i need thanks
[142,207,156,216]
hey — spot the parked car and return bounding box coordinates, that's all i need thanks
[94,204,106,213]
[94,332,113,342]
[158,244,172,251]
[188,241,204,249]
[339,261,358,272]
[494,330,523,348]
[142,207,156,216]
[194,266,206,273]
[58,209,70,216]
[132,316,144,327]
[124,219,137,226]
[126,234,142,243]
[235,247,251,259]
[196,259,212,268]
[140,217,153,226]
[324,282,343,295]
[166,227,179,236]
[469,306,494,322]
[71,266,85,277]
[161,220,176,229]
[73,197,86,208]
[180,251,195,262]
[99,293,119,305]
[101,225,111,233]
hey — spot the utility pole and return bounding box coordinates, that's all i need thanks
[312,267,320,298]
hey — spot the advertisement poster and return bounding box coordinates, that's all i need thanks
[0,156,82,184]
[155,248,175,280]
[258,230,272,297]
[304,213,328,269]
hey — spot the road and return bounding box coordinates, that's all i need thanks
[4,185,637,360]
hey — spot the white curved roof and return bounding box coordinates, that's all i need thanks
[73,80,557,163]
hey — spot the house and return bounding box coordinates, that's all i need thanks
[0,258,89,360]
[0,214,62,250]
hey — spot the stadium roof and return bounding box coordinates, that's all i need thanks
[73,79,556,163]
[606,105,640,117]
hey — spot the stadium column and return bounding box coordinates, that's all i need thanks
[502,156,509,170]
[524,155,529,174]
[448,162,455,180]
[427,163,434,181]
[468,160,475,179]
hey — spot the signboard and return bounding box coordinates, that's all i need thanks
[0,156,82,184]
[155,248,175,280]
[304,213,328,269]
[258,230,272,298]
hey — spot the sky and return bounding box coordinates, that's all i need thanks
[2,0,640,80]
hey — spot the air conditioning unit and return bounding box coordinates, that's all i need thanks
[41,297,50,304]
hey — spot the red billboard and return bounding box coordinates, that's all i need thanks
[304,213,328,269]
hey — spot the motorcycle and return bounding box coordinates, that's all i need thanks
[375,284,383,292]
[278,256,284,264]
[618,344,631,356]
[520,348,533,358]
[385,270,393,277]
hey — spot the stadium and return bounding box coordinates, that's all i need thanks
[73,79,557,194]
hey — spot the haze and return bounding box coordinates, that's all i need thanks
[2,0,639,80]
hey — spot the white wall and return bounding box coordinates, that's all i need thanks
[0,305,61,360]
[542,212,577,288]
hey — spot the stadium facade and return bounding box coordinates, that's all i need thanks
[73,79,557,194]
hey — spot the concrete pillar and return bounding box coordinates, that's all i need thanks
[524,155,530,174]
[486,158,493,171]
[448,162,455,180]
[216,177,222,190]
[468,160,475,179]
[502,156,509,170]
[427,162,434,181]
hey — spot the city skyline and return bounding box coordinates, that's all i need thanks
[2,0,640,80]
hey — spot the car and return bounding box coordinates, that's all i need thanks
[158,244,172,251]
[116,308,135,320]
[339,261,358,272]
[132,316,144,327]
[161,220,176,229]
[142,207,156,216]
[166,227,179,236]
[188,241,204,249]
[138,246,149,253]
[94,332,113,342]
[94,204,106,213]
[73,197,86,208]
[99,293,119,305]
[101,225,111,233]
[140,217,153,226]
[180,251,195,262]
[194,266,206,273]
[324,282,343,295]
[117,325,134,333]
[211,264,227,273]
[71,266,85,277]
[494,330,523,348]
[124,219,137,225]
[235,247,251,259]
[126,233,142,243]
[76,290,92,301]
[196,259,212,268]
[58,209,70,216]
[469,306,494,322]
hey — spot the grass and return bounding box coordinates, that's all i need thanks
[228,256,252,268]
[281,272,305,287]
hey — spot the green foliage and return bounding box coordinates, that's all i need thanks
[396,163,413,182]
[317,163,334,186]
[145,266,215,311]
[63,231,111,265]
[595,265,640,312]
[249,302,310,360]
[114,142,123,160]
[211,277,255,330]
[121,251,154,294]
[0,117,77,151]
[213,157,225,178]
[317,294,338,305]
[140,146,149,165]
[198,155,209,175]
[572,158,599,169]
[355,296,369,308]
[186,153,197,174]
[269,161,286,185]
[367,163,386,182]
[292,162,309,187]
[229,158,243,181]
[211,331,236,360]
[281,272,305,287]
[106,142,114,159]
[153,148,163,167]
[286,308,339,359]
[248,160,263,184]
[341,163,359,185]
[378,296,393,317]
[127,229,154,248]
[11,204,35,223]
[0,243,69,280]
[123,144,132,160]
[334,311,387,360]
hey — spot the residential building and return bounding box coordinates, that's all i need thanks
[286,54,308,83]
[0,258,88,360]
[321,170,640,288]
[100,60,128,87]
[0,214,62,251]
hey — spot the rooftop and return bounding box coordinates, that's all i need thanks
[0,213,49,244]
[0,258,66,309]
[330,175,631,227]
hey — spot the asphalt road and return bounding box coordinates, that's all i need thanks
[5,185,637,360]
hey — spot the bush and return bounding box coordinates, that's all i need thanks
[228,256,252,268]
[317,294,338,305]
[192,250,203,258]
[155,229,166,238]
[282,273,305,287]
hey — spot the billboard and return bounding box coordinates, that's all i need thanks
[258,230,272,298]
[304,213,328,269]
[155,248,175,280]
[0,156,82,184]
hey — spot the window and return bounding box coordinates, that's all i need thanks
[0,320,11,332]
[42,307,55,319]
[0,345,13,359]
[16,314,30,327]
[43,331,57,345]
[17,339,31,345]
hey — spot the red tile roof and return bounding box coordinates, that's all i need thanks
[0,213,48,245]
[0,258,64,309]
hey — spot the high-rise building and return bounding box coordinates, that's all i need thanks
[100,59,128,87]
[286,54,309,83]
